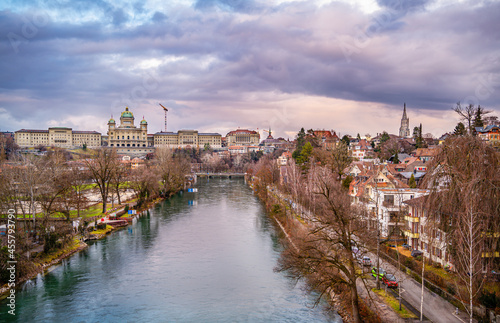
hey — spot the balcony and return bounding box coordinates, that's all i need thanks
[404,230,419,239]
[404,215,420,223]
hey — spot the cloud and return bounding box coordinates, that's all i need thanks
[0,0,499,139]
[112,8,129,26]
[194,0,263,13]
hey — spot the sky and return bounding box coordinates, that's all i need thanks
[1,0,499,140]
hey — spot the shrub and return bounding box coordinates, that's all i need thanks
[447,284,456,296]
[43,231,61,253]
[271,204,282,215]
[479,290,499,309]
[0,246,12,284]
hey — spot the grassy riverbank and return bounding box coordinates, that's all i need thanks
[0,193,166,299]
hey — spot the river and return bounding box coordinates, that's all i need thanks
[1,178,340,322]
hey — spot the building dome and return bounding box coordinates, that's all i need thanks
[108,118,115,124]
[140,119,147,124]
[121,107,134,118]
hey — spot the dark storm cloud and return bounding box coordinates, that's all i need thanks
[0,0,499,135]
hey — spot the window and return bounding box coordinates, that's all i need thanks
[384,195,394,206]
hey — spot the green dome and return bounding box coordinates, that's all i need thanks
[121,107,134,118]
[140,119,147,124]
[108,118,115,123]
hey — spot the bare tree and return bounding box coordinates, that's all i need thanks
[453,103,476,134]
[84,148,120,213]
[483,115,499,126]
[38,150,71,222]
[110,162,128,205]
[11,154,47,238]
[453,103,491,134]
[277,166,368,323]
[155,147,190,197]
[68,167,91,218]
[51,169,91,221]
[314,141,352,181]
[129,166,159,206]
[424,136,500,322]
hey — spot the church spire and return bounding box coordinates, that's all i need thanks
[399,103,410,138]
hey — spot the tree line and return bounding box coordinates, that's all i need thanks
[249,130,499,322]
[0,147,191,285]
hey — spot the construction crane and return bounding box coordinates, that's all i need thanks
[159,103,168,132]
[263,127,273,139]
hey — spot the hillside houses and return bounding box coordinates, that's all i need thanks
[350,139,375,159]
[403,196,450,267]
[347,161,430,237]
[475,125,500,147]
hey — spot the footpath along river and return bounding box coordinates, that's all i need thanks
[1,178,341,322]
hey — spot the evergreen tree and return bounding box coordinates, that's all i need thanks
[293,128,307,163]
[380,131,390,143]
[413,126,420,139]
[296,128,306,150]
[357,133,361,140]
[393,152,400,164]
[453,122,467,136]
[472,105,485,129]
[342,175,353,190]
[341,135,350,146]
[414,124,425,148]
[408,173,416,188]
[297,142,313,165]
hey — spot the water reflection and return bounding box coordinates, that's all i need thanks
[1,178,340,323]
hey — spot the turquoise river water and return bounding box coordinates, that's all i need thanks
[1,178,341,322]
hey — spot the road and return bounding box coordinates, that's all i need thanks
[372,253,475,323]
[270,186,475,322]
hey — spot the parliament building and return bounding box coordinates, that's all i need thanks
[14,106,221,155]
[107,107,154,155]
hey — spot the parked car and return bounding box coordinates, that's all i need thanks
[359,256,372,266]
[411,249,423,257]
[371,267,386,278]
[402,243,410,250]
[382,274,398,288]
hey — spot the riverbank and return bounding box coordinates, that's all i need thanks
[0,238,88,301]
[0,194,166,300]
[247,179,359,322]
[249,178,415,323]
